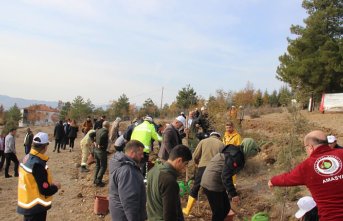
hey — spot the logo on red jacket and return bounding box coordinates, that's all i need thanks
[314,155,342,176]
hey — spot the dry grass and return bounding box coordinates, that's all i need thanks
[272,106,311,218]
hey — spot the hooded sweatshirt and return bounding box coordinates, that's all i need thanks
[108,152,146,221]
[223,130,242,146]
[201,145,245,197]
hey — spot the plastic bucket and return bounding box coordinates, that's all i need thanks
[251,212,269,221]
[94,195,109,215]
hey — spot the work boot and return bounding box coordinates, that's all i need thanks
[182,196,196,216]
[80,166,90,173]
[95,181,105,187]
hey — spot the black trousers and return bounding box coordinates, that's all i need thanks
[190,166,206,198]
[24,211,47,221]
[54,139,62,151]
[5,152,19,176]
[69,137,75,148]
[203,188,230,221]
[0,150,5,170]
[62,137,69,149]
[140,153,149,178]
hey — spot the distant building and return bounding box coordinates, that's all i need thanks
[19,104,59,127]
[319,93,343,113]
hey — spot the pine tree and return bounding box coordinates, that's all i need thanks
[263,90,270,106]
[254,89,263,107]
[278,86,293,106]
[60,102,71,120]
[269,90,280,107]
[176,84,198,110]
[4,103,22,133]
[108,94,130,119]
[69,96,94,121]
[140,98,159,117]
[277,0,343,98]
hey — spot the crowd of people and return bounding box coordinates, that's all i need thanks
[53,119,80,153]
[0,108,342,221]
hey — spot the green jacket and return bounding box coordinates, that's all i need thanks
[131,121,162,153]
[95,127,109,151]
[146,163,184,221]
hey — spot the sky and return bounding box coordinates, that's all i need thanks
[0,0,307,107]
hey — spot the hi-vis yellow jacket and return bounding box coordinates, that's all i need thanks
[17,149,54,215]
[131,120,162,153]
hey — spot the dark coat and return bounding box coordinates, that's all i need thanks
[123,121,142,141]
[194,113,210,134]
[54,123,65,140]
[24,132,34,147]
[95,127,109,151]
[94,119,104,130]
[109,152,146,221]
[68,126,78,138]
[158,124,182,161]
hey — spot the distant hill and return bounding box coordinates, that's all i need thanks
[0,95,58,110]
[0,95,109,110]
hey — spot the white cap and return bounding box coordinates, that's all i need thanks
[144,116,153,122]
[295,196,316,219]
[33,132,49,145]
[200,106,206,111]
[175,116,186,126]
[327,135,337,144]
[210,132,221,137]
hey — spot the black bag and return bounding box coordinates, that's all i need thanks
[223,145,245,174]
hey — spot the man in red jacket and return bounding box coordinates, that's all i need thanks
[268,130,343,221]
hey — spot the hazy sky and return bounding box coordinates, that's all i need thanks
[0,0,307,106]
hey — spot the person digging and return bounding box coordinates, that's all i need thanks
[183,138,259,218]
[182,131,224,216]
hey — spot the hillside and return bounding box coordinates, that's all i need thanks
[0,110,342,220]
[0,95,58,109]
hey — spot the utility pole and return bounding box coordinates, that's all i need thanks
[160,87,164,109]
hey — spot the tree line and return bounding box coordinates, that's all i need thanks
[0,82,293,134]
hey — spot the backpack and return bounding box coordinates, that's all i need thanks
[223,144,245,174]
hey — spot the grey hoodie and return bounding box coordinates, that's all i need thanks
[108,152,147,221]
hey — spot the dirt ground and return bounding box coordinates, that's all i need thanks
[0,110,342,221]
